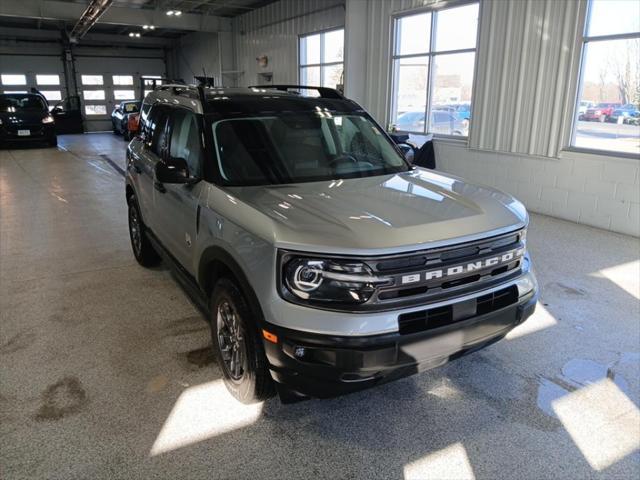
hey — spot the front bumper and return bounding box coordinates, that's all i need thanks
[0,124,55,144]
[263,288,538,399]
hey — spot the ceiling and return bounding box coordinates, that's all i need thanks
[94,0,277,18]
[0,0,278,40]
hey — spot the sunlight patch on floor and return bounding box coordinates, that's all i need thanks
[505,303,557,340]
[403,442,475,480]
[150,380,263,456]
[552,378,640,471]
[591,260,640,300]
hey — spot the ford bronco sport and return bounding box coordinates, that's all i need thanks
[125,84,537,403]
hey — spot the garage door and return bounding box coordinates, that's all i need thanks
[74,56,166,132]
[0,54,67,106]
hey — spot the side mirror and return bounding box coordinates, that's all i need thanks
[396,142,417,163]
[51,107,62,114]
[155,157,197,184]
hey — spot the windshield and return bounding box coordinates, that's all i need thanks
[0,94,47,112]
[212,113,409,186]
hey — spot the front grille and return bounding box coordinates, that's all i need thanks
[366,229,525,310]
[398,285,519,335]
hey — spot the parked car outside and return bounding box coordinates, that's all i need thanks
[112,101,141,140]
[125,84,537,403]
[394,109,467,135]
[607,109,634,124]
[582,102,622,122]
[0,93,57,147]
[577,100,595,119]
[436,103,472,128]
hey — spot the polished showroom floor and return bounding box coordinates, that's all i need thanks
[1,133,638,479]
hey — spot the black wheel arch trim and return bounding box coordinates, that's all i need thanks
[199,246,266,328]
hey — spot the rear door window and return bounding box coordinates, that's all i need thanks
[150,107,170,157]
[169,109,202,177]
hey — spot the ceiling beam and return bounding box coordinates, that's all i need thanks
[0,25,174,47]
[0,0,232,32]
[70,0,113,40]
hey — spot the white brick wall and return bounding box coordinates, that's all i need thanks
[434,141,640,237]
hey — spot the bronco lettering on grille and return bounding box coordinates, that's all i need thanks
[400,248,524,285]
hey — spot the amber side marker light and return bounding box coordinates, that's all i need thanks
[262,329,278,343]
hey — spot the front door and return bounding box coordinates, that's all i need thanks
[153,107,204,274]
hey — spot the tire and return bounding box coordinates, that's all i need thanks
[210,278,274,404]
[48,136,58,147]
[127,195,160,267]
[123,130,131,141]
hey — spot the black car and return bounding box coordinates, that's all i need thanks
[0,93,57,147]
[111,101,141,140]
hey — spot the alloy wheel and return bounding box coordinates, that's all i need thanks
[216,300,246,381]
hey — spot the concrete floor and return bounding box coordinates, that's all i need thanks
[1,133,639,480]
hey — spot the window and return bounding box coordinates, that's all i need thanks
[81,75,103,85]
[212,113,407,186]
[83,90,105,100]
[41,91,62,102]
[114,90,135,100]
[3,91,28,94]
[151,110,170,157]
[85,105,107,115]
[299,29,344,90]
[572,0,640,155]
[1,74,27,85]
[170,110,202,177]
[391,3,479,136]
[36,75,60,85]
[113,75,133,85]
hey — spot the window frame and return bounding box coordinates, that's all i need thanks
[389,0,479,139]
[36,74,61,86]
[1,74,27,86]
[84,105,107,115]
[81,75,104,86]
[298,27,345,89]
[568,0,640,159]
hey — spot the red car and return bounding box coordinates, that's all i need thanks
[582,103,621,122]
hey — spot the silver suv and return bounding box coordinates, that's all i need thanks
[125,84,538,403]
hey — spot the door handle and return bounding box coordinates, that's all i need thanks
[154,181,166,193]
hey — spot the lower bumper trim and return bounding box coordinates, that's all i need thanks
[264,290,538,399]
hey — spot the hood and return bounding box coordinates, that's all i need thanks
[0,110,48,125]
[225,168,528,255]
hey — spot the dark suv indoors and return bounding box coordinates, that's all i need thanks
[0,93,57,147]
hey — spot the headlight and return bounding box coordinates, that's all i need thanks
[42,115,54,124]
[282,256,391,305]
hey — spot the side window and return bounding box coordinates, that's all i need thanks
[150,109,169,157]
[140,103,154,143]
[169,109,202,177]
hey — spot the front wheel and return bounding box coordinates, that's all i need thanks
[127,195,160,267]
[210,278,274,404]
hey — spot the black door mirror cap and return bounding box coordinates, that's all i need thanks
[396,142,417,163]
[155,158,199,184]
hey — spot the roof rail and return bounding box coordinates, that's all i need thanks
[249,84,345,100]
